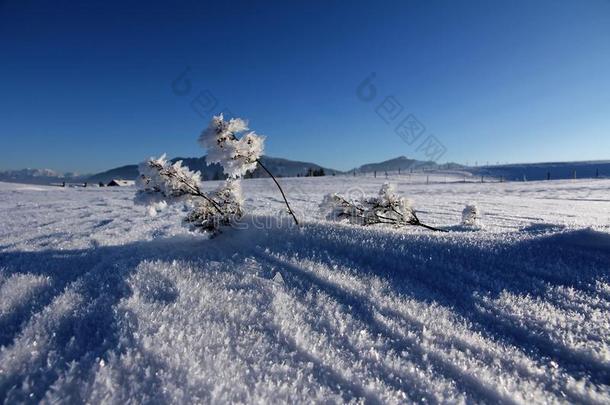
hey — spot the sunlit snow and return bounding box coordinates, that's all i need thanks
[1,174,609,403]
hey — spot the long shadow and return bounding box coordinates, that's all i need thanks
[0,280,55,347]
[0,235,219,403]
[268,326,384,404]
[259,251,517,404]
[255,224,610,387]
[1,223,609,401]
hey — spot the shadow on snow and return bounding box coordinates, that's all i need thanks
[0,221,608,401]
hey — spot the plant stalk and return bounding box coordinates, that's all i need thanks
[256,158,299,226]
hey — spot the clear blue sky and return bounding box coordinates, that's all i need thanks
[1,0,609,173]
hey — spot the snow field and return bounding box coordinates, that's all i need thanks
[0,177,609,403]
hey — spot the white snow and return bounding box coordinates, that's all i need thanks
[198,114,264,178]
[0,176,609,404]
[462,203,481,227]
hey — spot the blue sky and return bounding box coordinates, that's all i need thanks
[1,0,609,173]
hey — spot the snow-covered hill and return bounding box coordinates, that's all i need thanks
[7,157,609,186]
[354,155,464,174]
[470,160,610,181]
[0,177,609,403]
[0,169,86,185]
[87,156,341,184]
[352,157,610,181]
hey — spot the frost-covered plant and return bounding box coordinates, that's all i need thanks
[198,114,264,178]
[136,154,203,203]
[135,114,299,234]
[321,183,446,232]
[199,114,298,225]
[135,154,242,234]
[461,204,480,227]
[184,180,244,232]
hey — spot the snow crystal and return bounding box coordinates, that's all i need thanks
[272,272,285,284]
[462,203,481,227]
[198,114,265,178]
[1,178,609,403]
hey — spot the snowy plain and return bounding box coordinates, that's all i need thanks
[0,174,609,404]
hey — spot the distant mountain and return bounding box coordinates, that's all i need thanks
[469,160,610,181]
[5,157,609,186]
[0,169,87,185]
[354,156,464,174]
[254,156,342,178]
[86,165,140,184]
[86,156,342,184]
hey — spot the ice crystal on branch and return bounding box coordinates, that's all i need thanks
[321,183,445,232]
[135,113,298,233]
[135,154,243,234]
[320,193,358,222]
[136,154,202,203]
[198,114,265,178]
[184,180,244,232]
[462,204,481,227]
[369,183,417,225]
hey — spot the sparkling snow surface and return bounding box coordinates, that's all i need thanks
[0,175,609,404]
